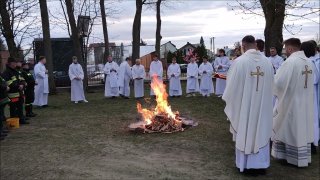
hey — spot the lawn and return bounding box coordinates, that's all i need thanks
[0,82,319,180]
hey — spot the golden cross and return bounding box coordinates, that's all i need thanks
[251,66,264,92]
[302,65,312,88]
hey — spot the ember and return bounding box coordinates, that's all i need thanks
[129,76,197,133]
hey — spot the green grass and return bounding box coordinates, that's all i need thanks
[0,82,319,179]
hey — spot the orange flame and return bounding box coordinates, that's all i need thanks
[137,76,176,124]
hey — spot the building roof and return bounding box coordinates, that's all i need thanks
[178,42,203,51]
[161,41,176,48]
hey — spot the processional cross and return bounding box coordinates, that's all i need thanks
[251,66,264,92]
[302,65,312,88]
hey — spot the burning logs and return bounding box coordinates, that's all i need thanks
[145,113,183,133]
[128,76,198,134]
[128,112,197,134]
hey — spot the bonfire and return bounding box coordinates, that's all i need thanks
[129,76,197,133]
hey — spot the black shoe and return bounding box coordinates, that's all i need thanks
[243,169,259,176]
[311,144,317,154]
[20,121,30,125]
[124,97,130,99]
[1,133,8,137]
[41,105,49,108]
[25,117,30,121]
[0,136,4,141]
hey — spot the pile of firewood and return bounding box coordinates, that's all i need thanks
[144,113,183,133]
[129,112,198,134]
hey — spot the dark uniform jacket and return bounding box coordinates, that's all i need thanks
[0,75,10,106]
[21,69,35,103]
[2,66,25,102]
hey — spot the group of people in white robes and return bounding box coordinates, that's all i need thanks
[223,35,320,175]
[167,55,217,98]
[103,55,146,99]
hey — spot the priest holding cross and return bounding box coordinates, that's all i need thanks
[271,38,314,167]
[222,35,274,174]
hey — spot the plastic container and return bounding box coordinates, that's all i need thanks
[6,118,20,129]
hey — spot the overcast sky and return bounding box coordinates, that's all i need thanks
[45,0,319,50]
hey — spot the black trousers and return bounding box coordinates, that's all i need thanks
[9,97,25,122]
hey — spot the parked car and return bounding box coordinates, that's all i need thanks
[53,71,71,87]
[89,71,105,84]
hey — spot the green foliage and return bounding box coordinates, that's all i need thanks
[200,36,204,45]
[166,51,174,64]
[167,50,185,64]
[194,44,207,64]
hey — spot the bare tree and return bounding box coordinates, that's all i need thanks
[155,0,162,57]
[63,0,106,90]
[64,0,86,88]
[229,0,320,56]
[100,0,110,61]
[132,0,147,63]
[0,0,18,57]
[39,0,56,93]
[0,0,40,58]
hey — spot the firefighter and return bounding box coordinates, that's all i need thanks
[2,57,29,124]
[0,74,10,140]
[22,62,37,117]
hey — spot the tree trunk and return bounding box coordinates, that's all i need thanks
[0,0,19,58]
[260,0,285,57]
[64,0,88,90]
[132,0,144,64]
[39,0,56,94]
[155,0,162,58]
[100,0,110,63]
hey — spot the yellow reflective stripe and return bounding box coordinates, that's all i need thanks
[6,76,18,85]
[8,92,20,98]
[19,76,25,81]
[7,79,14,85]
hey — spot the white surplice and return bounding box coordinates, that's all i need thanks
[268,55,284,73]
[186,62,199,93]
[68,63,86,102]
[272,51,314,167]
[132,64,146,98]
[149,60,163,95]
[214,56,231,95]
[198,62,214,96]
[167,63,182,96]
[118,61,132,97]
[104,61,119,97]
[310,53,320,146]
[33,62,49,106]
[222,49,274,172]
